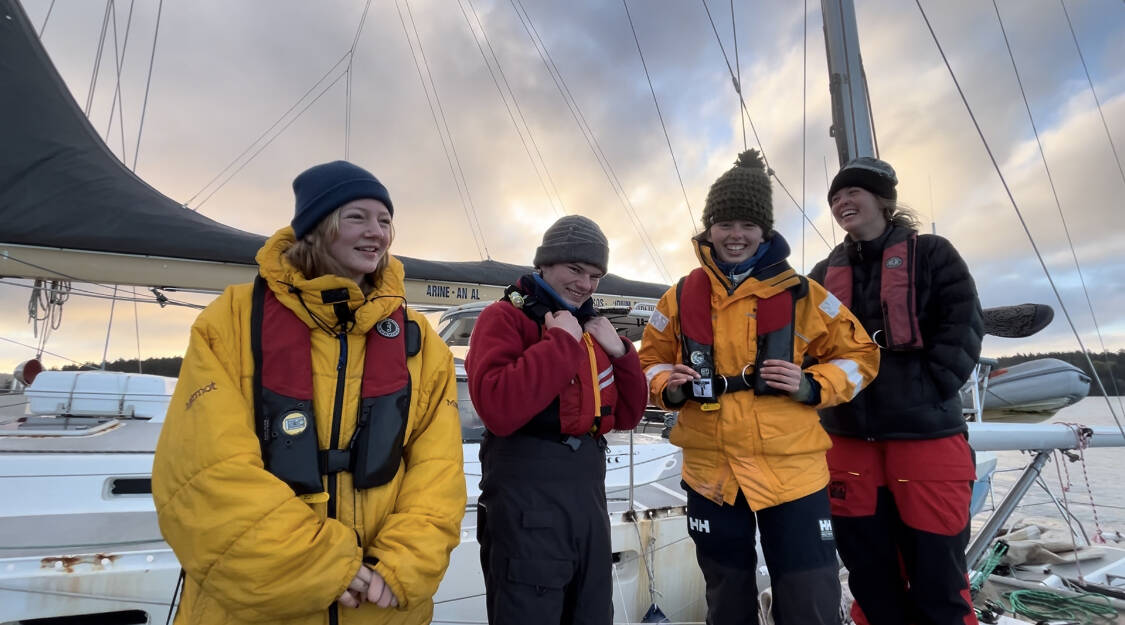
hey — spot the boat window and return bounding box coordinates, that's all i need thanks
[456,378,485,443]
[439,314,476,347]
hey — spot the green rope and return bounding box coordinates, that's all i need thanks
[1003,588,1118,624]
[970,541,1008,595]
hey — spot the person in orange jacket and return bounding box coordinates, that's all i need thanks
[153,161,466,624]
[639,150,879,625]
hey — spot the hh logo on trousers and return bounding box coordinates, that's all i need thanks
[689,516,711,534]
[819,519,834,541]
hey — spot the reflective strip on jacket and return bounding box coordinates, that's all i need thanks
[152,227,467,625]
[638,233,879,510]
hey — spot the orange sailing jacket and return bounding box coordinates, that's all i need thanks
[639,233,879,510]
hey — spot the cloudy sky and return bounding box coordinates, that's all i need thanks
[2,0,1123,374]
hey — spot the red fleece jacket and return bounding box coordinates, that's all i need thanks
[465,300,648,437]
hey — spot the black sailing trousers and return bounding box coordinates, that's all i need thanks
[686,485,842,625]
[477,432,612,625]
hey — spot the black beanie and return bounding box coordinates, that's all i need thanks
[533,215,609,274]
[291,161,394,239]
[701,149,773,232]
[828,156,898,203]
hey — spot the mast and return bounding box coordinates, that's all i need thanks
[820,0,876,166]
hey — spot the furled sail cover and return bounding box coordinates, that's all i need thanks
[0,0,265,264]
[0,0,667,299]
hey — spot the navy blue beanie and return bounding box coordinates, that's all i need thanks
[291,161,394,239]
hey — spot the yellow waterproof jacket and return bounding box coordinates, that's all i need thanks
[153,228,467,625]
[639,234,878,510]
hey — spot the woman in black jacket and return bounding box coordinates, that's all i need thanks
[809,157,983,625]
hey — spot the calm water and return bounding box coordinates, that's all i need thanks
[975,396,1125,543]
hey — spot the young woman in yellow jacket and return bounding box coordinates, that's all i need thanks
[639,150,880,625]
[153,161,467,625]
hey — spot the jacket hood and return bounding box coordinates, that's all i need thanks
[255,226,406,334]
[691,230,798,299]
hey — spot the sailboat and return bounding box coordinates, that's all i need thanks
[0,0,707,622]
[3,0,1125,623]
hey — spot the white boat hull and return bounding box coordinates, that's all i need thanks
[0,410,703,624]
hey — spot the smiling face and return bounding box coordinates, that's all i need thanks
[708,220,764,264]
[327,198,393,284]
[830,186,888,241]
[539,261,604,307]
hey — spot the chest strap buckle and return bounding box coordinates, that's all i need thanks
[318,449,351,474]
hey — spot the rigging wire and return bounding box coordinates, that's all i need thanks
[700,0,832,250]
[402,0,491,260]
[802,0,808,272]
[509,0,672,282]
[0,255,158,299]
[466,0,568,219]
[0,336,94,369]
[130,0,163,172]
[132,287,143,373]
[509,0,671,278]
[1060,0,1125,194]
[397,0,490,260]
[194,70,351,210]
[622,0,697,230]
[104,0,136,163]
[101,286,120,370]
[1,276,205,311]
[83,1,113,118]
[912,0,1124,439]
[455,0,563,218]
[186,52,351,208]
[37,0,56,37]
[344,0,374,161]
[731,0,746,151]
[991,0,1124,414]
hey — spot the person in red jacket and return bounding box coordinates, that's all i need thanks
[465,215,648,625]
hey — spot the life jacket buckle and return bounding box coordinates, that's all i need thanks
[318,448,352,475]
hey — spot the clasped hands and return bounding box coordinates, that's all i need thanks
[544,311,627,358]
[339,565,399,609]
[664,359,804,394]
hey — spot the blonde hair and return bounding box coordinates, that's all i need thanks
[283,208,394,293]
[879,197,922,231]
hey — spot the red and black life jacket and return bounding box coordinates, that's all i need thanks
[250,277,419,496]
[502,279,618,437]
[676,267,806,402]
[823,229,923,350]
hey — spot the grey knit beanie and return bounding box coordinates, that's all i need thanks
[701,149,773,232]
[828,156,898,203]
[533,215,609,273]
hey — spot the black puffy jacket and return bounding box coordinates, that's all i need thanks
[809,224,983,440]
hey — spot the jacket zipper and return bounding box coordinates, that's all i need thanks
[328,332,348,625]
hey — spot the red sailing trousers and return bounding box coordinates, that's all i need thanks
[827,434,979,625]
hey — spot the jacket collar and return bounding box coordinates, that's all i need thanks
[691,231,799,300]
[255,227,406,335]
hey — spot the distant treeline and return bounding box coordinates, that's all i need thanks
[53,351,1125,396]
[993,350,1125,397]
[59,356,183,378]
